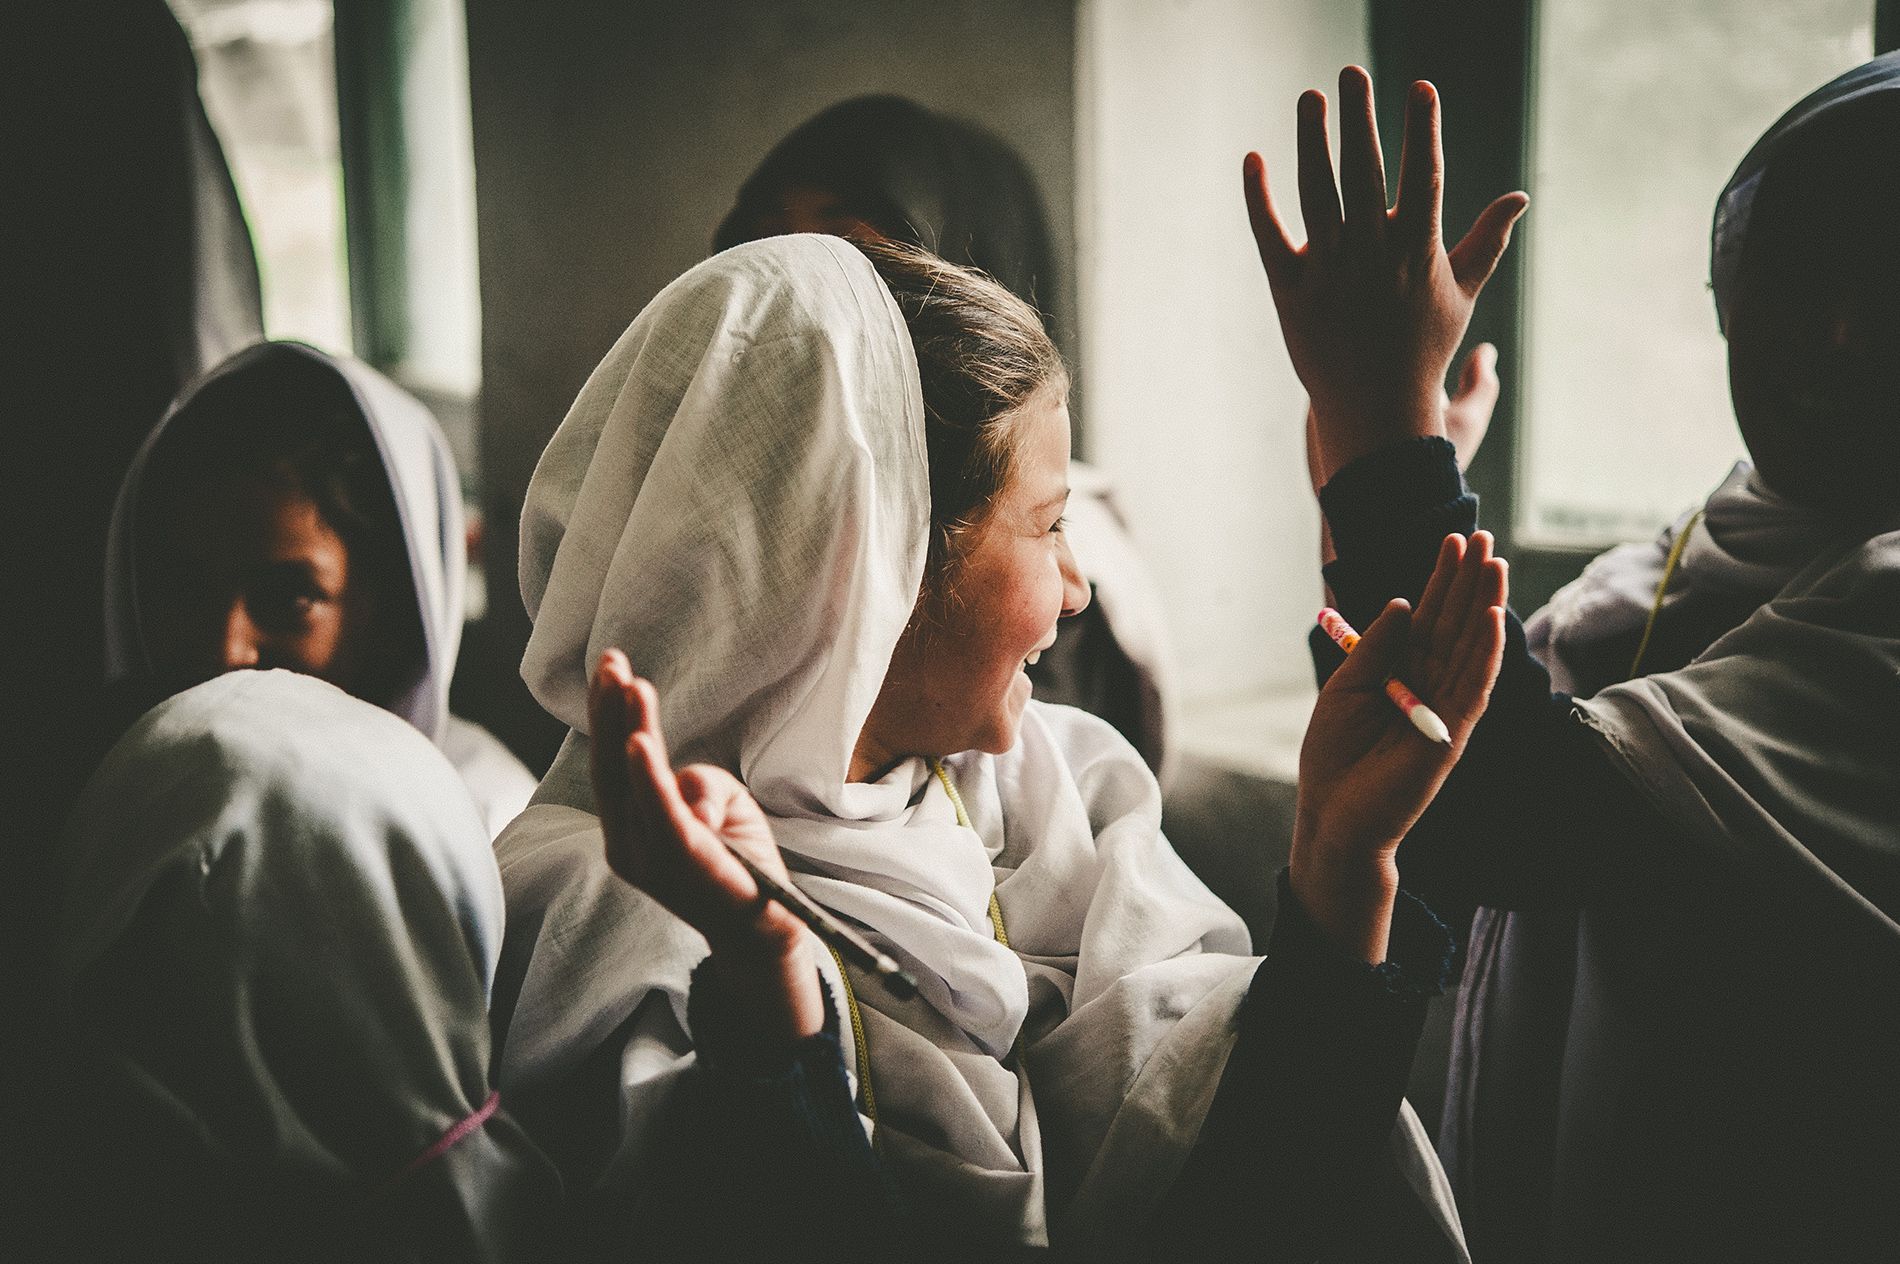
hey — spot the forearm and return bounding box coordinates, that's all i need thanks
[1149,869,1451,1257]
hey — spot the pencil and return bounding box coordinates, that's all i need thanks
[1316,607,1453,745]
[721,841,920,999]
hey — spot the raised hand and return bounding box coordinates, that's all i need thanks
[1289,532,1507,961]
[1245,66,1528,484]
[1442,342,1500,472]
[590,648,822,1041]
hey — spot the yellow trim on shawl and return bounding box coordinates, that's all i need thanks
[1629,509,1703,678]
[831,758,1014,1124]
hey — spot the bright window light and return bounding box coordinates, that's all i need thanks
[1518,0,1870,546]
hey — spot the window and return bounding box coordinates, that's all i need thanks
[173,0,354,353]
[171,0,487,614]
[1077,0,1373,779]
[1517,0,1873,547]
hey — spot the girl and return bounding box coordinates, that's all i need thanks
[491,232,1507,1257]
[104,341,536,836]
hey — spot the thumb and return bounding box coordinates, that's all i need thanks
[1456,343,1499,402]
[1328,599,1412,694]
[1449,192,1529,295]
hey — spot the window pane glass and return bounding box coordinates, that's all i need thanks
[172,0,353,353]
[1518,0,1869,546]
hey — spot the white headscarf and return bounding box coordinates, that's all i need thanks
[497,236,1459,1252]
[102,341,535,834]
[54,671,562,1253]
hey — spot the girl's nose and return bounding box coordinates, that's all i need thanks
[221,600,262,670]
[1058,534,1091,619]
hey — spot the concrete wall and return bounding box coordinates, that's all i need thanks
[462,0,1077,762]
[1075,0,1370,708]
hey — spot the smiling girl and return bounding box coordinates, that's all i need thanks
[492,233,1507,1259]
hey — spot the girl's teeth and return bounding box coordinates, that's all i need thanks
[1025,650,1042,666]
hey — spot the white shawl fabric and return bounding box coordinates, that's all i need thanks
[102,341,536,836]
[494,235,1294,1251]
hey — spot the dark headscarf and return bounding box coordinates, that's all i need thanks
[714,95,1057,324]
[1710,50,1900,335]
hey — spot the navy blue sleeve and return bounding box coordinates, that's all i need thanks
[1310,438,1672,913]
[1150,868,1453,1258]
[614,961,914,1263]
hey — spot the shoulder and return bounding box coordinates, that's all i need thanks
[440,715,539,835]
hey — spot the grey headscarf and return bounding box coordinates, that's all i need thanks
[56,669,556,1259]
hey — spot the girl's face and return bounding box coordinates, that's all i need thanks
[852,387,1090,779]
[139,472,375,698]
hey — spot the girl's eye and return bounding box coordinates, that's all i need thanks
[1049,515,1068,535]
[252,568,330,631]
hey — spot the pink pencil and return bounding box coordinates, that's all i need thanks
[1316,608,1452,745]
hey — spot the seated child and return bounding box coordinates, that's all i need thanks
[53,669,901,1260]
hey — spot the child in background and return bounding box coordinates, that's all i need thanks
[1247,61,1900,1262]
[105,341,538,836]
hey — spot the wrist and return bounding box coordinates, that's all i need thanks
[1311,391,1447,483]
[702,939,825,1044]
[1287,831,1400,964]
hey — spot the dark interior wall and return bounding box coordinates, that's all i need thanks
[461,0,1078,766]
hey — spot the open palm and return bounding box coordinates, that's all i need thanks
[1296,532,1506,860]
[588,649,805,961]
[1244,66,1528,483]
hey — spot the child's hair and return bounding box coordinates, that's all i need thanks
[854,237,1067,590]
[138,352,425,701]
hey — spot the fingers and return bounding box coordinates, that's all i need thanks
[626,730,719,871]
[1392,80,1444,256]
[1243,152,1298,286]
[1449,190,1530,295]
[624,673,668,766]
[1296,90,1343,250]
[1451,599,1507,719]
[1412,533,1466,644]
[1442,554,1509,715]
[1455,343,1499,401]
[589,650,638,839]
[675,764,761,883]
[1336,67,1388,243]
[1442,530,1494,628]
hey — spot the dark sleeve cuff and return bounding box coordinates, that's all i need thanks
[1261,867,1454,1009]
[687,957,847,1085]
[633,963,906,1261]
[1319,436,1477,625]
